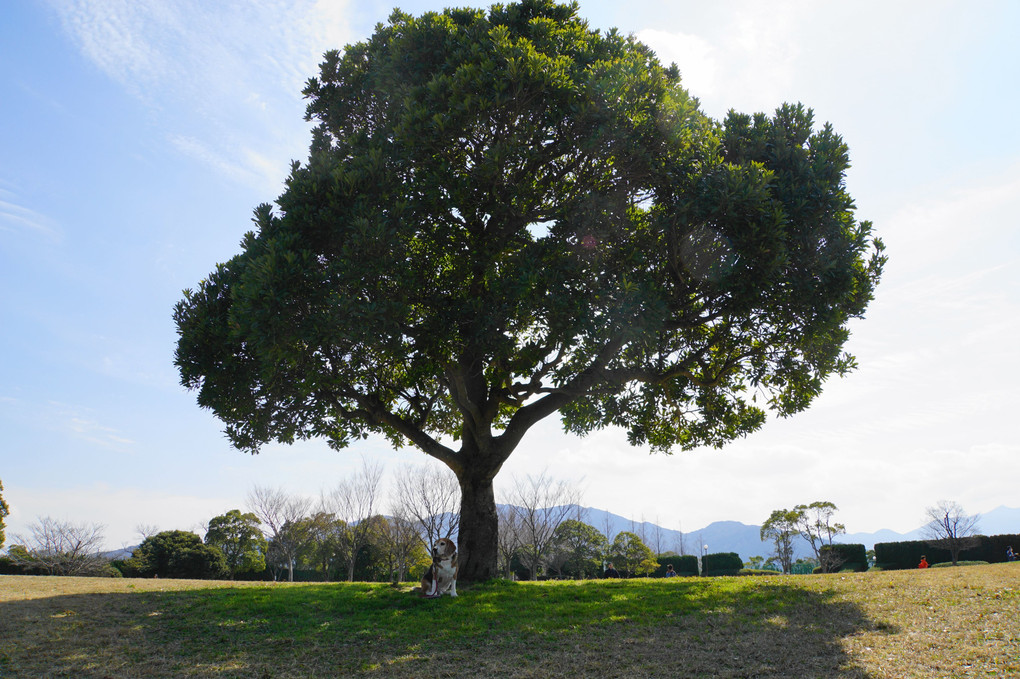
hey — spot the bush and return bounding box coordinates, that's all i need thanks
[739,568,782,576]
[127,530,229,579]
[655,554,698,577]
[820,543,868,573]
[701,552,743,576]
[930,560,989,568]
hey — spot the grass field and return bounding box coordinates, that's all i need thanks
[1,564,1017,678]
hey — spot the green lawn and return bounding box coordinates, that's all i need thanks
[2,564,1018,678]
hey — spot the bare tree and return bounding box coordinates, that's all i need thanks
[11,517,108,576]
[600,511,616,545]
[496,504,523,579]
[673,522,687,556]
[634,514,649,549]
[247,485,312,581]
[322,459,384,581]
[393,462,460,550]
[377,511,425,582]
[504,470,582,580]
[650,517,665,556]
[135,524,160,542]
[923,500,981,566]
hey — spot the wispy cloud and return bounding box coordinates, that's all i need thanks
[0,197,61,240]
[46,0,353,192]
[68,416,136,450]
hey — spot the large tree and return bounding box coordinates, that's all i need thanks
[174,0,884,581]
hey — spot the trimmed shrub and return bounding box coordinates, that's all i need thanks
[701,552,742,576]
[930,560,989,568]
[677,554,699,576]
[875,539,951,570]
[987,534,1020,563]
[820,543,868,572]
[875,534,1020,570]
[739,568,782,576]
[654,554,698,577]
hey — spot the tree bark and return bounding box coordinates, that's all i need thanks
[456,473,499,582]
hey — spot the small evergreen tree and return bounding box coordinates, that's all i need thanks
[609,531,655,577]
[127,530,228,579]
[205,509,268,579]
[551,519,608,579]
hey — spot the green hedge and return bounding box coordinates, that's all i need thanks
[701,552,743,576]
[654,554,699,577]
[820,543,868,572]
[874,534,1020,570]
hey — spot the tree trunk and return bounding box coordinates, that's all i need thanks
[457,474,499,582]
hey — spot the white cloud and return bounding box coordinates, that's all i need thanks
[637,2,802,117]
[68,417,136,450]
[637,29,718,98]
[46,0,354,192]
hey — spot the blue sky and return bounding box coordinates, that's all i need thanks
[2,0,1019,552]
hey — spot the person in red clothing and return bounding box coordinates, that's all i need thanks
[918,555,929,568]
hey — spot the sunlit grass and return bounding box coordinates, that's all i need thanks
[1,564,1018,677]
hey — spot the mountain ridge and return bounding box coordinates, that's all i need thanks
[560,504,1020,559]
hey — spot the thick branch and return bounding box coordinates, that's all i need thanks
[497,335,628,455]
[324,390,462,474]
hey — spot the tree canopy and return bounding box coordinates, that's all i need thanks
[205,509,268,578]
[125,530,229,579]
[174,0,884,580]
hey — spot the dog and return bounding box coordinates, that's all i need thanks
[420,537,458,598]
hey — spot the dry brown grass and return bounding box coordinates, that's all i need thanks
[1,563,1017,678]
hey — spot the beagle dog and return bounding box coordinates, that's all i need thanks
[421,537,458,598]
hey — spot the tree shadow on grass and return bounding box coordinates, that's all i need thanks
[0,578,896,678]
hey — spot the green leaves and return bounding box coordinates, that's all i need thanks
[174,0,883,468]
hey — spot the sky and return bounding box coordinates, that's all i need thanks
[2,0,1018,553]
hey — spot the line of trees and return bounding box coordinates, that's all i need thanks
[2,470,996,581]
[1,467,680,581]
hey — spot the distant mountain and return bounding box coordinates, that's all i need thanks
[553,504,1020,559]
[837,505,1020,551]
[559,506,812,560]
[974,506,1020,536]
[102,546,137,560]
